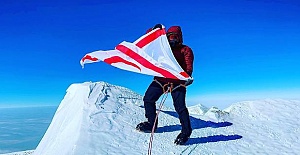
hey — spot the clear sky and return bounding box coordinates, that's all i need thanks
[0,0,299,108]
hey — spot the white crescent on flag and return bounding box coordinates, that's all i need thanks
[80,25,191,81]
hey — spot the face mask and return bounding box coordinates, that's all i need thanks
[169,40,179,47]
[167,33,180,47]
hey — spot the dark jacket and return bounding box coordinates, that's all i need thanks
[155,26,194,84]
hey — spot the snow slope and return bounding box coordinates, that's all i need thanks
[4,82,300,155]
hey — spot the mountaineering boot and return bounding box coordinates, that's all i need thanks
[136,121,158,133]
[174,132,190,145]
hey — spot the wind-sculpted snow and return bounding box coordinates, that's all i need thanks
[33,82,144,155]
[1,150,34,155]
[7,82,299,155]
[222,99,300,154]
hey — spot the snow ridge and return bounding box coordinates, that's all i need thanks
[33,81,144,155]
[5,82,300,155]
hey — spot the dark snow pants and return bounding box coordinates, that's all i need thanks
[143,81,192,135]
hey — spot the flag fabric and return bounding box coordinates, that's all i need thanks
[80,25,191,81]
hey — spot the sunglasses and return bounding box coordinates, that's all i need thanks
[167,32,179,40]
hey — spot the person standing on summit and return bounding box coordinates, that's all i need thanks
[136,24,194,145]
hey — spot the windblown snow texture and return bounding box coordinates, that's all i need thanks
[13,82,299,155]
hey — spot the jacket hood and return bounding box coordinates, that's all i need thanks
[167,26,183,44]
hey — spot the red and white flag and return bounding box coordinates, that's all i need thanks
[80,25,191,81]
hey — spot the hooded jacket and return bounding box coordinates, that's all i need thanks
[154,26,194,85]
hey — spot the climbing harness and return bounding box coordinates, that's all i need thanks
[147,80,186,155]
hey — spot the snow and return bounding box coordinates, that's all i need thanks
[3,82,300,155]
[1,150,34,155]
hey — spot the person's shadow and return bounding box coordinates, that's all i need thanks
[156,110,234,133]
[139,106,242,145]
[158,110,242,144]
[186,135,243,145]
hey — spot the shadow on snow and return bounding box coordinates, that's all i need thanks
[186,134,242,145]
[157,110,233,133]
[138,106,242,144]
[159,110,242,144]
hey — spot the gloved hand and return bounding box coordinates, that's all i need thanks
[185,77,194,86]
[152,24,163,30]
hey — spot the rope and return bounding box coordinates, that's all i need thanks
[148,80,186,155]
[154,79,186,92]
[147,80,187,155]
[148,86,170,155]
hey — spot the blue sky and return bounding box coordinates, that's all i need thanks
[0,0,299,108]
